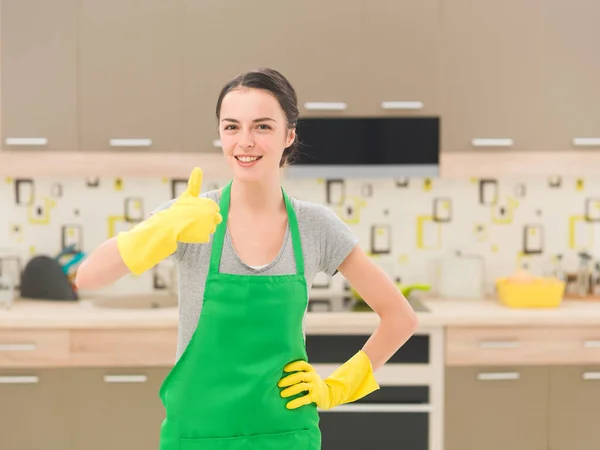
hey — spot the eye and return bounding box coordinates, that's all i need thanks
[224,124,237,131]
[257,124,272,130]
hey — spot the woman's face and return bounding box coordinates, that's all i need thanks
[219,87,294,183]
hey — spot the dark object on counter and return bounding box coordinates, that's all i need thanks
[20,256,78,301]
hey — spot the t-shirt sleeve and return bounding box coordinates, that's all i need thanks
[316,205,359,276]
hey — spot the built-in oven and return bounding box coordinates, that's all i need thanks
[306,328,444,450]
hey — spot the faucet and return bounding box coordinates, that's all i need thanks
[0,275,15,309]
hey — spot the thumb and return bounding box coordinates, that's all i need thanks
[184,167,203,197]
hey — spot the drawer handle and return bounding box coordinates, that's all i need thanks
[5,138,48,146]
[212,139,222,148]
[478,340,520,349]
[0,343,37,351]
[304,102,347,111]
[477,372,520,381]
[583,340,600,348]
[573,138,600,147]
[0,376,39,384]
[319,404,433,413]
[103,375,148,384]
[109,139,152,147]
[583,372,600,380]
[381,101,424,110]
[471,138,514,147]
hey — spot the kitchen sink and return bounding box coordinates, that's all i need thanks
[88,293,178,310]
[309,295,430,313]
[408,297,429,313]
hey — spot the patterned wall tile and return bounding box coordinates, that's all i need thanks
[2,175,600,298]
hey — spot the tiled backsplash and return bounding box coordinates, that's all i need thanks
[2,174,600,298]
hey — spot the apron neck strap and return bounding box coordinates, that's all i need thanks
[209,181,305,275]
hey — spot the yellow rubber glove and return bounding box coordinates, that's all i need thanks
[278,350,380,410]
[116,167,222,275]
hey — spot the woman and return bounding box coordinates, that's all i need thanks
[76,67,418,449]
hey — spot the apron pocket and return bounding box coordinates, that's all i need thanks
[180,428,316,450]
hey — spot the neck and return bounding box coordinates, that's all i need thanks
[229,177,285,214]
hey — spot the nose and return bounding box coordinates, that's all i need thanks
[237,128,255,150]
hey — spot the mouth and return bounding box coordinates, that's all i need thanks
[234,155,263,167]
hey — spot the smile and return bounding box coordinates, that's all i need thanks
[235,155,262,162]
[234,155,263,168]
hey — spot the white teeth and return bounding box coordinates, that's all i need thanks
[238,156,258,162]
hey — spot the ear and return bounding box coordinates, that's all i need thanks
[285,127,296,148]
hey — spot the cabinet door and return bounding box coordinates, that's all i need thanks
[0,369,71,450]
[445,366,549,450]
[441,0,544,152]
[285,0,363,118]
[541,0,600,151]
[181,0,363,154]
[181,0,293,154]
[548,366,600,450]
[70,367,170,450]
[1,0,78,152]
[362,0,441,117]
[79,0,181,152]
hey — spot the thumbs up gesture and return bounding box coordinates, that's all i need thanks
[168,167,222,243]
[116,167,223,275]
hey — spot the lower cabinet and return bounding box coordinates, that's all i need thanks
[0,367,171,450]
[548,366,600,450]
[0,369,72,450]
[445,366,549,450]
[5,364,600,450]
[70,367,171,450]
[446,365,600,450]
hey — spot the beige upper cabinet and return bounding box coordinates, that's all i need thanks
[1,0,78,152]
[541,0,600,151]
[284,0,363,118]
[181,0,293,154]
[79,0,181,152]
[441,0,544,152]
[181,0,362,154]
[361,0,441,117]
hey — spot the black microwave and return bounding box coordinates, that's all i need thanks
[287,117,439,178]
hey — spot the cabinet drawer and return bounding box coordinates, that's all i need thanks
[0,330,70,368]
[446,327,556,366]
[70,329,177,367]
[447,326,600,366]
[549,327,600,365]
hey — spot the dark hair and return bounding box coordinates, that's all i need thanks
[215,67,300,167]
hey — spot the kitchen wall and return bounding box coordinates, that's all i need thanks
[2,173,600,298]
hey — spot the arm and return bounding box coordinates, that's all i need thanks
[75,237,131,290]
[279,205,417,410]
[338,245,419,371]
[279,245,419,410]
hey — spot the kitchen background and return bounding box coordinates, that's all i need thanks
[2,172,599,299]
[2,1,600,449]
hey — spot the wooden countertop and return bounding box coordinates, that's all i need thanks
[2,294,600,331]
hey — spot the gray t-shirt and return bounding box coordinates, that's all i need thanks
[153,189,358,360]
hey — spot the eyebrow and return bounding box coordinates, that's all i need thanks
[221,117,276,123]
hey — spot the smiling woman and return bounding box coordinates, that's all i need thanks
[75,67,418,450]
[214,81,296,189]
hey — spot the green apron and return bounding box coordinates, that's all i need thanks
[158,181,321,450]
